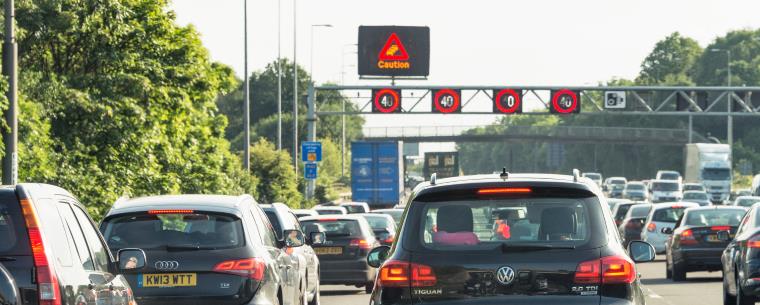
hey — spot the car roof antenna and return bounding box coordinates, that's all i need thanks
[573,169,581,182]
[430,173,437,185]
[500,167,509,180]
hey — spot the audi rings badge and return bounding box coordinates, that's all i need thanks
[154,261,179,270]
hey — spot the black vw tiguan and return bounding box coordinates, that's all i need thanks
[367,171,655,305]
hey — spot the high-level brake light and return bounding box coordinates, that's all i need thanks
[477,188,532,195]
[148,209,194,215]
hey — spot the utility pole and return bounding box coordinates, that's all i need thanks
[277,0,282,150]
[2,0,18,185]
[242,0,251,172]
[711,48,732,147]
[293,0,299,177]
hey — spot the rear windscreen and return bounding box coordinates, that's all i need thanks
[684,209,745,227]
[626,184,645,191]
[737,198,760,207]
[660,173,680,180]
[0,197,28,255]
[653,182,679,191]
[627,206,651,218]
[301,220,361,238]
[363,216,391,231]
[684,193,707,200]
[342,205,364,214]
[316,209,342,215]
[415,198,596,251]
[652,207,688,223]
[615,205,633,220]
[264,211,284,239]
[102,212,245,252]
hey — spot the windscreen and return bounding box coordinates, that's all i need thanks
[703,168,731,180]
[102,212,245,252]
[684,209,746,227]
[652,207,688,223]
[301,219,362,238]
[416,198,595,251]
[684,192,707,200]
[660,173,680,180]
[626,184,645,191]
[0,199,28,255]
[610,179,626,185]
[653,182,679,191]
[684,185,703,191]
[737,198,760,207]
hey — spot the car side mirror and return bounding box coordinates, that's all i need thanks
[117,248,147,272]
[717,230,731,241]
[661,227,673,235]
[367,245,391,268]
[283,229,305,248]
[628,241,656,263]
[309,232,326,246]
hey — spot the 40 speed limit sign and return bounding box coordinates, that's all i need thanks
[550,89,581,114]
[372,88,402,113]
[432,89,461,113]
[493,89,523,114]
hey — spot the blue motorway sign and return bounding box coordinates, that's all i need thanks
[304,163,318,180]
[301,141,322,162]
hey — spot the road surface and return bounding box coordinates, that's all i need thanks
[320,259,723,305]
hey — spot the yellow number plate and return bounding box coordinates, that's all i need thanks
[141,273,197,287]
[707,235,732,242]
[315,247,343,255]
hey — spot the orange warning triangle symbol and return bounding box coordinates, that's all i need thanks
[379,33,409,61]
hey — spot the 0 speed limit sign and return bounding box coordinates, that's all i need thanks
[372,89,402,113]
[493,89,523,114]
[432,89,461,113]
[550,89,580,114]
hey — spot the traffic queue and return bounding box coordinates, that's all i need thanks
[1,168,760,305]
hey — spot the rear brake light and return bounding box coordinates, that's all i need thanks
[213,258,266,281]
[378,260,437,287]
[350,239,372,250]
[647,223,657,232]
[712,226,731,231]
[318,218,338,222]
[20,199,62,305]
[383,236,395,244]
[574,255,635,284]
[680,229,697,245]
[477,188,532,195]
[747,235,760,248]
[148,209,194,215]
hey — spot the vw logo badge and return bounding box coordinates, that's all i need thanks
[154,261,179,270]
[496,266,516,285]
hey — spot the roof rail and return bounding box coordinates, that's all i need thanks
[113,195,130,207]
[430,173,437,185]
[572,169,581,182]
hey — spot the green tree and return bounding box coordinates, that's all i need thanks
[637,32,702,85]
[250,139,302,207]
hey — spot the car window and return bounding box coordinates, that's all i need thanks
[651,207,688,223]
[35,199,74,267]
[736,208,754,235]
[417,198,592,250]
[652,182,679,191]
[71,205,111,272]
[737,198,760,207]
[316,209,343,215]
[0,196,27,255]
[684,193,707,200]
[615,204,633,221]
[301,220,362,238]
[253,207,279,246]
[703,168,730,180]
[241,207,263,246]
[102,211,245,252]
[363,215,391,231]
[625,184,645,190]
[627,206,651,218]
[57,202,95,271]
[660,173,679,180]
[342,205,365,214]
[684,209,745,227]
[264,211,284,240]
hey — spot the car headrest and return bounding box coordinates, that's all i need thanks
[436,205,473,233]
[539,207,577,239]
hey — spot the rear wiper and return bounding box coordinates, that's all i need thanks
[165,244,218,251]
[498,243,576,253]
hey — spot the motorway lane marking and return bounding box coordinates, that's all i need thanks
[646,287,676,305]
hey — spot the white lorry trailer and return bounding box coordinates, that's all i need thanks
[684,143,732,204]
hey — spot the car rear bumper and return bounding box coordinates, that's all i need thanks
[320,258,375,285]
[677,248,723,271]
[135,295,256,305]
[371,296,639,305]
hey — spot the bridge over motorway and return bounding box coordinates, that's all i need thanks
[361,125,706,145]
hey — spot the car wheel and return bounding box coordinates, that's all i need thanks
[365,283,374,294]
[672,261,686,281]
[724,271,737,305]
[308,279,320,305]
[737,273,756,305]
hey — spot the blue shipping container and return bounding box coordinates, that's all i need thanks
[351,141,404,208]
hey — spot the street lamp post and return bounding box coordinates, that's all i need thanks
[340,44,357,178]
[243,0,250,172]
[2,0,17,184]
[277,0,282,150]
[710,48,732,147]
[309,24,333,84]
[293,0,298,176]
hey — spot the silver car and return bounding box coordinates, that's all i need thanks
[640,202,699,253]
[682,191,711,206]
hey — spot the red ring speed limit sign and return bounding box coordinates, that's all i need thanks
[493,89,523,114]
[372,89,402,113]
[550,89,580,114]
[432,89,461,113]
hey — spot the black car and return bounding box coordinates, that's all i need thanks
[366,171,655,305]
[261,203,322,305]
[0,183,137,305]
[722,204,760,305]
[618,203,653,247]
[359,213,397,246]
[299,215,380,293]
[100,195,307,305]
[663,206,747,281]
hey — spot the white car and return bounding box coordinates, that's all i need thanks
[682,191,711,206]
[732,196,760,208]
[623,181,649,201]
[582,172,603,187]
[650,179,683,203]
[641,202,700,253]
[656,170,683,183]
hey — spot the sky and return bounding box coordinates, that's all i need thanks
[169,0,760,154]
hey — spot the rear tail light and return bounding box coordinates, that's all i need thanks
[679,229,698,245]
[213,258,266,281]
[19,199,62,305]
[647,223,657,232]
[574,255,636,284]
[747,235,760,248]
[378,260,437,287]
[350,239,372,250]
[383,236,395,244]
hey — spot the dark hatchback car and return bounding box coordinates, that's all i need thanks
[722,204,760,305]
[0,183,137,305]
[100,195,305,305]
[360,213,397,246]
[618,204,653,247]
[299,215,379,293]
[663,206,747,281]
[611,201,636,227]
[367,172,655,305]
